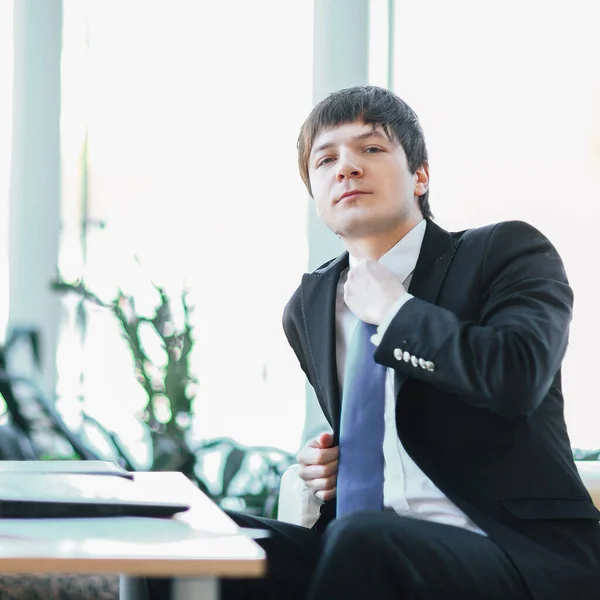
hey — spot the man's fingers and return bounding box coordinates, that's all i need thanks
[298,461,338,482]
[298,445,339,466]
[317,432,334,448]
[295,435,338,500]
[308,475,337,493]
[315,486,337,502]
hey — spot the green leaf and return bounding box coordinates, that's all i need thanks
[222,447,247,495]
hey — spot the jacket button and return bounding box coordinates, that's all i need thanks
[425,361,435,372]
[403,351,411,362]
[393,348,403,360]
[410,355,419,367]
[418,358,427,369]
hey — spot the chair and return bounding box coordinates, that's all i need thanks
[277,464,321,528]
[277,461,600,527]
[575,461,600,507]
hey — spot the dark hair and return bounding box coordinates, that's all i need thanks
[297,85,431,219]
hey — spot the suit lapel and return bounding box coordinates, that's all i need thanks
[408,219,460,304]
[395,220,461,401]
[298,219,460,434]
[300,253,348,433]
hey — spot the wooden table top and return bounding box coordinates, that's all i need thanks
[0,471,266,578]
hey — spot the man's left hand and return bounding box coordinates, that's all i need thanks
[344,259,408,325]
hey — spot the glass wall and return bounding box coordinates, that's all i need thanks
[59,0,314,454]
[393,0,600,447]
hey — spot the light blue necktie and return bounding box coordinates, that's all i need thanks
[336,320,386,517]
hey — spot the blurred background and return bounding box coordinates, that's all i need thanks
[0,0,599,514]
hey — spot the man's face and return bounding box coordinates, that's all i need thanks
[308,121,427,240]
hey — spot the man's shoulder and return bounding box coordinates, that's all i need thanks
[456,219,554,251]
[311,256,343,274]
[458,219,545,239]
[454,219,564,283]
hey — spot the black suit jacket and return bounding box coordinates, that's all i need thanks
[282,219,600,599]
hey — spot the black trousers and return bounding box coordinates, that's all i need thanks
[148,509,531,600]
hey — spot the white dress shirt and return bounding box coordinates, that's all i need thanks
[335,219,485,535]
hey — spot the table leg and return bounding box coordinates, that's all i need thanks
[119,576,219,600]
[119,576,150,600]
[172,578,218,600]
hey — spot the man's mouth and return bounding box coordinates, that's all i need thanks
[337,190,369,203]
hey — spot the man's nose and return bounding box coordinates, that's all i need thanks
[336,154,363,181]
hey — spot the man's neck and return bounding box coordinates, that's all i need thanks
[343,217,425,261]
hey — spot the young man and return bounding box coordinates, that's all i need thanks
[153,86,600,599]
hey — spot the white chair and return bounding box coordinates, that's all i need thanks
[277,464,321,528]
[277,461,600,527]
[575,461,600,507]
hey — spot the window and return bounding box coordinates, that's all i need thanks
[393,0,600,447]
[59,1,314,454]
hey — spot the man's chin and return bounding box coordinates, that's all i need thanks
[333,217,394,239]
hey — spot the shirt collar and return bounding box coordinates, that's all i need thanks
[348,219,427,283]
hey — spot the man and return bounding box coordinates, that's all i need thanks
[153,86,600,599]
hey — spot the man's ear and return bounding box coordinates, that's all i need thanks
[414,162,430,197]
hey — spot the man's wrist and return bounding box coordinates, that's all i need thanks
[370,293,413,346]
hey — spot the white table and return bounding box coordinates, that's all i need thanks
[0,472,266,599]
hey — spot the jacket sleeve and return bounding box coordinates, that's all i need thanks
[374,220,573,418]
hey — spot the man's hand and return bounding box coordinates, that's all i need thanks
[297,432,339,501]
[344,259,408,325]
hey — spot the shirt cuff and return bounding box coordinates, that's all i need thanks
[370,293,413,346]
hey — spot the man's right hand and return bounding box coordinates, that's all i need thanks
[297,432,339,501]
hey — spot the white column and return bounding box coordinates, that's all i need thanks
[0,1,14,345]
[8,0,63,394]
[308,0,370,272]
[303,0,371,440]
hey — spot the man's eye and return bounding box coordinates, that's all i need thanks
[365,147,382,153]
[317,157,335,167]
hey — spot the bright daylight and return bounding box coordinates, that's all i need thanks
[0,1,599,599]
